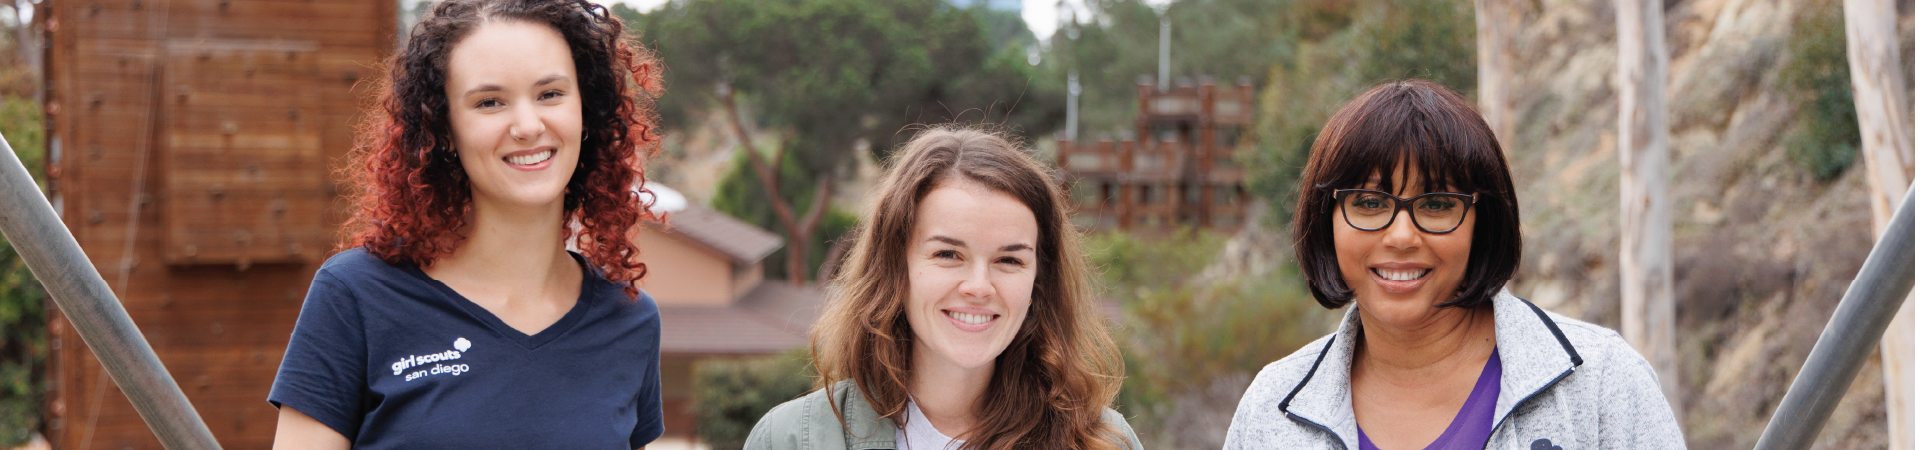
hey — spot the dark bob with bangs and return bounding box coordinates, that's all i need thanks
[1291,79,1521,310]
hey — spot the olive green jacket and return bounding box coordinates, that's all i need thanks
[744,381,1146,450]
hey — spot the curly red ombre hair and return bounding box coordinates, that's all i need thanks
[340,0,661,298]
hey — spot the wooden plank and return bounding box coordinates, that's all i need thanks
[70,8,387,47]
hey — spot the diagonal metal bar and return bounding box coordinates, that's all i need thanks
[0,133,222,449]
[1754,183,1915,450]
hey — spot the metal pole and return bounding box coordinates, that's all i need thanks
[1754,183,1916,450]
[0,133,222,449]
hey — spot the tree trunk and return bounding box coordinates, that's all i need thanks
[719,85,834,285]
[1474,0,1514,146]
[1842,0,1915,446]
[1614,0,1680,411]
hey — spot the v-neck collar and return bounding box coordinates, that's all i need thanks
[1278,291,1582,450]
[406,252,595,350]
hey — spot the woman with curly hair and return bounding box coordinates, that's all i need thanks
[267,0,664,447]
[745,126,1143,450]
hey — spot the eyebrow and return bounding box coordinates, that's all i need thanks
[462,84,504,97]
[925,236,1034,253]
[459,75,572,97]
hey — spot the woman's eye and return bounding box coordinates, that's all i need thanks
[540,90,565,100]
[474,98,502,109]
[996,257,1026,267]
[933,250,960,260]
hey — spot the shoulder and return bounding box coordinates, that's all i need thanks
[1098,408,1146,450]
[1223,333,1339,449]
[1521,308,1685,445]
[314,247,408,284]
[1242,332,1336,405]
[1531,308,1656,377]
[746,387,833,449]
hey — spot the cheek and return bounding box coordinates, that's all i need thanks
[998,272,1038,318]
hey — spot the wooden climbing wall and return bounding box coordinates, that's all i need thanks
[41,0,392,446]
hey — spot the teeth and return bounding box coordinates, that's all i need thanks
[506,150,554,165]
[946,311,992,325]
[1374,268,1428,281]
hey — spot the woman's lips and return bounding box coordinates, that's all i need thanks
[1370,267,1430,294]
[504,148,556,171]
[943,309,998,332]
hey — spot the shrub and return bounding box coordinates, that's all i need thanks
[1115,268,1334,449]
[1084,227,1226,300]
[0,95,46,447]
[691,350,816,450]
[1780,0,1860,182]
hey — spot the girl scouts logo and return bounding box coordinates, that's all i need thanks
[392,337,473,381]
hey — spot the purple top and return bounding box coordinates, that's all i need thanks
[1358,349,1502,450]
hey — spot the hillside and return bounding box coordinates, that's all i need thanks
[1488,0,1912,447]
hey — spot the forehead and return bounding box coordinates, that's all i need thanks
[444,20,576,88]
[911,181,1038,245]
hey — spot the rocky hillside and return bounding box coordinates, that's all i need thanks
[1486,0,1912,447]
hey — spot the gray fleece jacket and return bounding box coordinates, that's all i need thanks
[1223,291,1686,449]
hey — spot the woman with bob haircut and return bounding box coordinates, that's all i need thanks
[745,126,1143,450]
[267,0,667,448]
[1223,80,1684,449]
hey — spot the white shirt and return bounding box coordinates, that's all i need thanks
[896,398,965,450]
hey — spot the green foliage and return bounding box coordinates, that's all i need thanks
[692,351,817,450]
[627,0,1062,172]
[0,97,42,187]
[1084,228,1226,298]
[0,239,45,447]
[1241,0,1475,226]
[1115,269,1329,422]
[709,149,860,280]
[1038,0,1293,138]
[0,95,45,447]
[1781,0,1860,182]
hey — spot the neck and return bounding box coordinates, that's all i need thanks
[907,351,994,439]
[1354,303,1497,379]
[429,197,574,302]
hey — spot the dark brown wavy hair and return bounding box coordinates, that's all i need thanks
[1292,79,1521,309]
[811,126,1126,450]
[340,0,662,297]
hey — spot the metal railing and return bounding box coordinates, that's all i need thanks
[1754,183,1915,450]
[0,133,222,449]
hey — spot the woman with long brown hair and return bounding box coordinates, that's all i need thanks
[746,126,1142,450]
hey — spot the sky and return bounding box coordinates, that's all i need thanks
[590,0,1171,43]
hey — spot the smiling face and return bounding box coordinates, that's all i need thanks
[444,20,583,211]
[905,180,1039,376]
[1333,166,1476,328]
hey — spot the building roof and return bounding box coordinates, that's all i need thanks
[656,206,784,265]
[657,282,825,355]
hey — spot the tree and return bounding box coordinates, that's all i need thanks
[1615,0,1679,408]
[628,0,1062,283]
[1841,0,1915,445]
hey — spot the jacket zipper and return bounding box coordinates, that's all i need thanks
[1479,366,1577,449]
[1284,412,1349,450]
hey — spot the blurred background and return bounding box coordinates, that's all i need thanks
[0,0,1912,448]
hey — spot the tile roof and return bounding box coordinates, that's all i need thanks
[654,206,784,265]
[658,282,825,355]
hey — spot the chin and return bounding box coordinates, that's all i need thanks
[932,345,1002,370]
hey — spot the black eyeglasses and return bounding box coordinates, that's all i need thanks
[1331,189,1478,234]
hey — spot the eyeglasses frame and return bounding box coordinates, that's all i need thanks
[1330,188,1479,234]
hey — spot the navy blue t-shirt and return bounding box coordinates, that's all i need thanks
[268,248,663,449]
